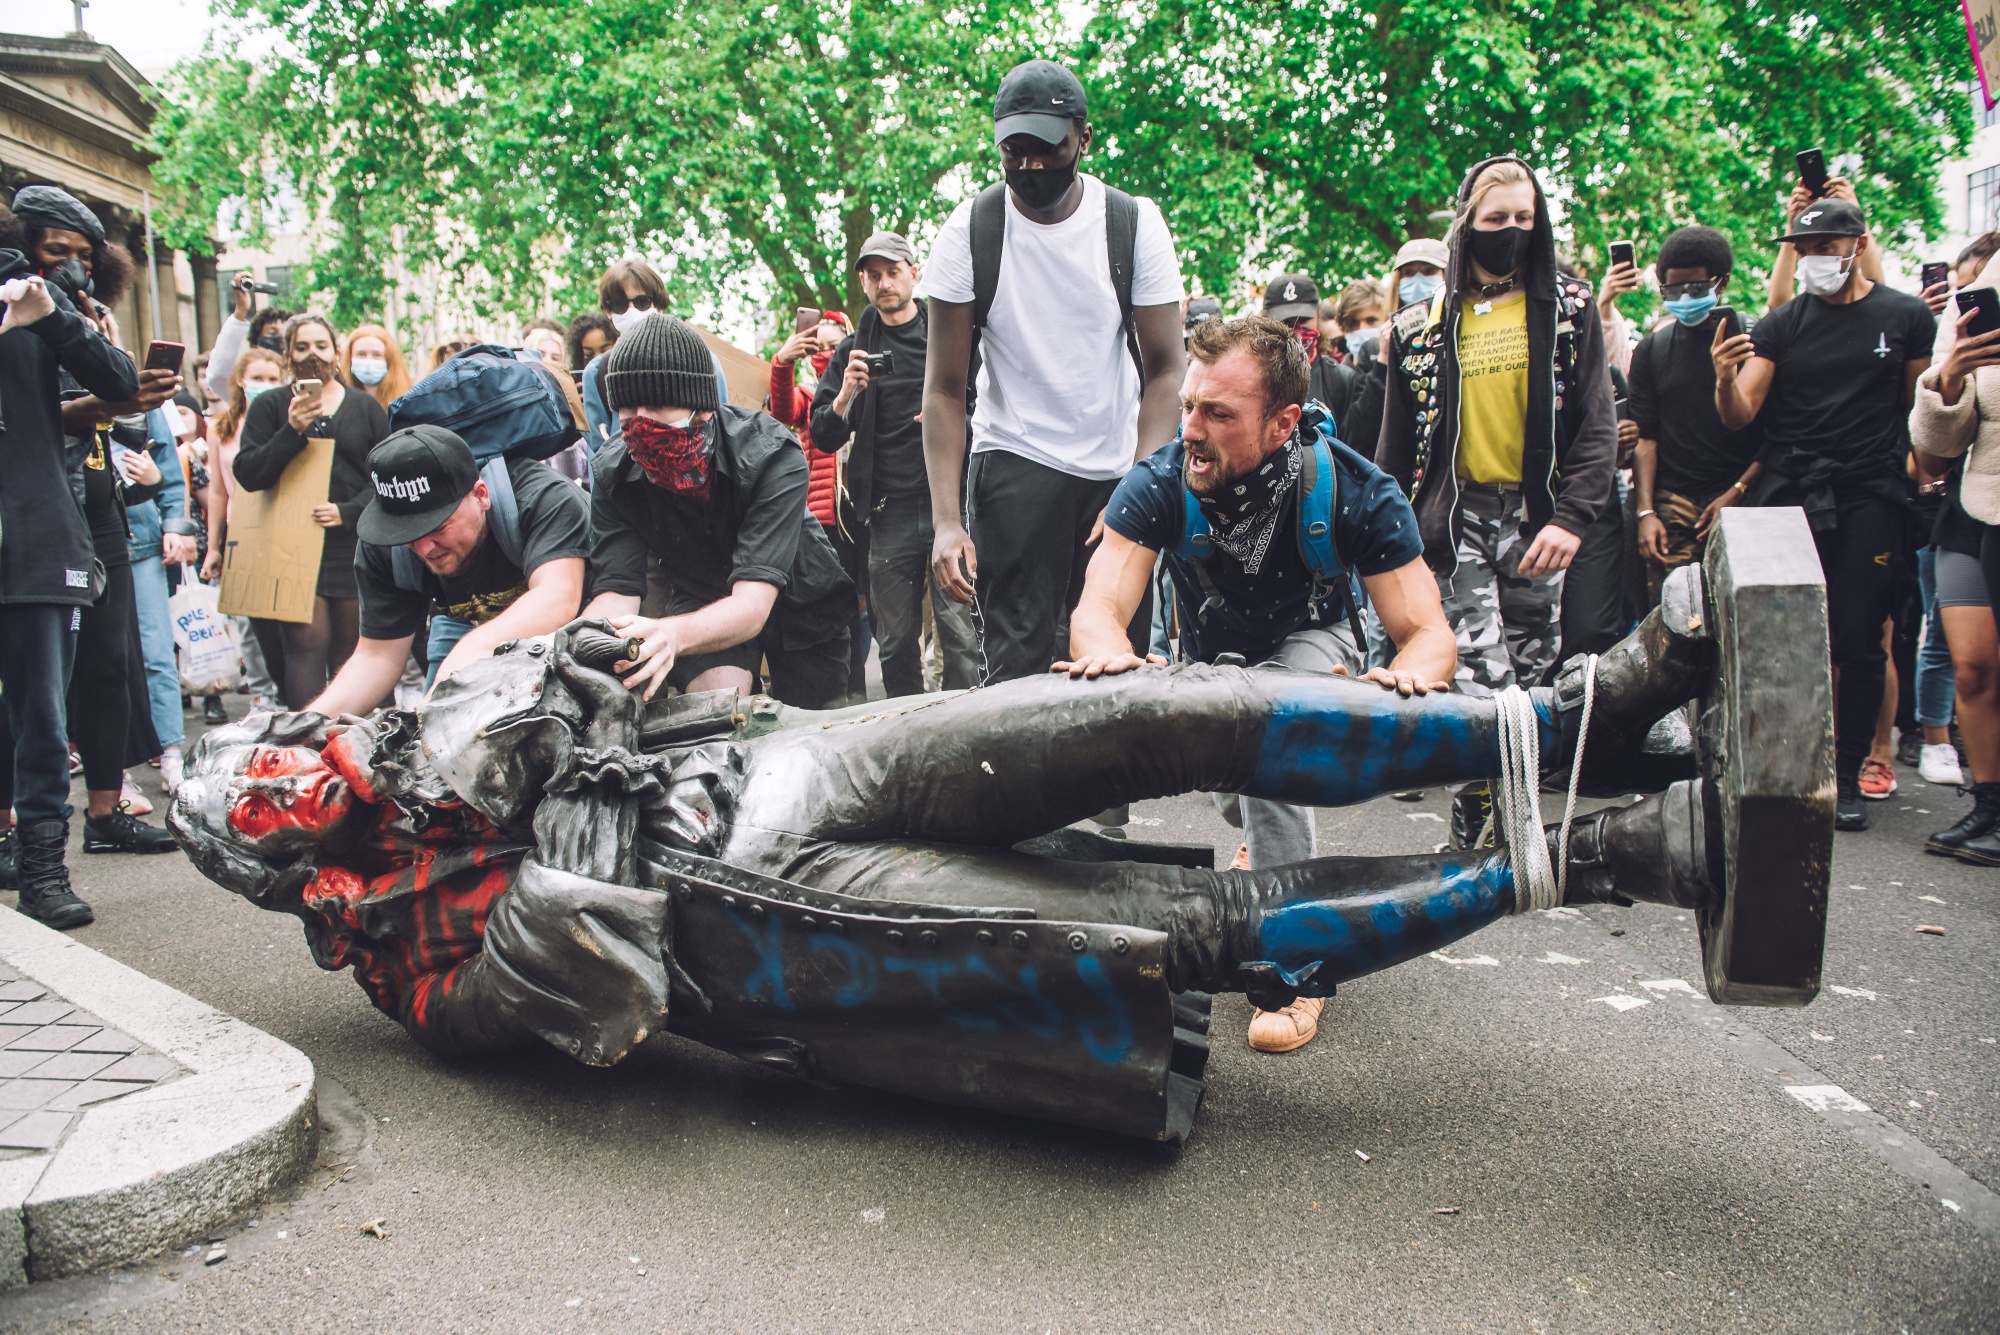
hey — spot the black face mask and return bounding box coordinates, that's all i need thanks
[40,257,92,306]
[1005,160,1078,212]
[1466,225,1533,279]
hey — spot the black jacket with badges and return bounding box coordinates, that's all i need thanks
[1374,155,1618,575]
[0,249,140,606]
[588,403,854,649]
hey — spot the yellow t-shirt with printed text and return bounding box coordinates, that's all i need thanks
[1454,295,1529,484]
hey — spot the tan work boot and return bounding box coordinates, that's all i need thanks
[1246,996,1324,1053]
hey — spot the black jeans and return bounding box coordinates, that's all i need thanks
[965,450,1146,685]
[66,563,157,792]
[1553,482,1632,669]
[0,603,79,824]
[1814,493,1907,783]
[869,493,977,696]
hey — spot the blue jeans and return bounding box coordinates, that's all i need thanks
[0,604,80,823]
[426,616,471,689]
[1915,545,1956,730]
[129,555,183,750]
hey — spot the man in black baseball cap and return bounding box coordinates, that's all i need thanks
[309,425,590,715]
[1714,186,1934,833]
[918,56,1187,695]
[1261,272,1353,420]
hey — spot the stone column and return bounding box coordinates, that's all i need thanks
[189,250,219,356]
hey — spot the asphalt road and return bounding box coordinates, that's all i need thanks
[2,707,1996,1333]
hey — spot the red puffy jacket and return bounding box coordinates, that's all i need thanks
[770,353,840,527]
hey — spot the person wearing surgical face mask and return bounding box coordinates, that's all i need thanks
[1628,226,1763,602]
[578,256,729,449]
[1374,157,1618,852]
[1713,195,1936,833]
[341,323,413,410]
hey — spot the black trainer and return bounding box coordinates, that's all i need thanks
[83,806,178,855]
[1450,783,1495,850]
[0,828,16,892]
[202,695,229,725]
[1835,774,1871,832]
[16,819,92,930]
[1925,781,2000,856]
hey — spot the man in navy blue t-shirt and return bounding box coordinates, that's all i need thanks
[1060,315,1458,1054]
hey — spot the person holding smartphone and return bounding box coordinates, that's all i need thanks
[233,312,391,708]
[1630,226,1763,598]
[1714,197,1934,832]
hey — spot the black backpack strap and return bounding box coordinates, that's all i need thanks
[1103,185,1144,382]
[969,183,1008,334]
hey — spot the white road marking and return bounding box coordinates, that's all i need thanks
[1785,1085,1870,1114]
[1594,994,1650,1012]
[1536,952,1588,965]
[1639,978,1699,996]
[1829,985,1877,1000]
[1430,950,1499,967]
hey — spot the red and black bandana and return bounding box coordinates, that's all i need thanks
[623,415,711,499]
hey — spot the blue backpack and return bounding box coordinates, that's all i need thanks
[1173,410,1367,649]
[387,344,576,463]
[387,456,523,595]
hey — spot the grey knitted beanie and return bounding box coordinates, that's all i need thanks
[602,313,720,412]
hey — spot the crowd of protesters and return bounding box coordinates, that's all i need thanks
[0,57,1987,1060]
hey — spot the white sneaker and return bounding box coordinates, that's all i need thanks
[1920,743,1965,787]
[119,773,154,816]
[159,748,183,794]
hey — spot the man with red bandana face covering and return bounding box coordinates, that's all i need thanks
[583,314,854,706]
[1262,273,1355,426]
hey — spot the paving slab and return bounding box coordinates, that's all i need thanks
[0,906,316,1283]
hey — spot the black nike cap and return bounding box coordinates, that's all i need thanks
[994,59,1087,146]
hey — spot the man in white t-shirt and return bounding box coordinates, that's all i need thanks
[920,58,1187,684]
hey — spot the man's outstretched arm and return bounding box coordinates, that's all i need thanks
[1056,528,1162,678]
[310,634,416,717]
[1360,558,1459,695]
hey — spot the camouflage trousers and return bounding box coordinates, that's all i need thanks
[1440,482,1565,694]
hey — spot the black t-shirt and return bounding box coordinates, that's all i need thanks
[1751,284,1934,484]
[1630,317,1762,499]
[871,317,930,500]
[235,386,391,599]
[79,440,131,568]
[355,458,590,640]
[589,405,854,649]
[1105,430,1423,664]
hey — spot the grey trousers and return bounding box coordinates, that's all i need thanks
[1212,623,1366,868]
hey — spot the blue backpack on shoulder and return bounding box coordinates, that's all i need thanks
[387,344,576,463]
[1173,408,1367,650]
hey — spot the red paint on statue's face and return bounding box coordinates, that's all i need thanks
[227,746,355,841]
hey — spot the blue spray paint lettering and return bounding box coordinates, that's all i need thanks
[1073,956,1135,1063]
[805,931,878,1008]
[728,909,795,1012]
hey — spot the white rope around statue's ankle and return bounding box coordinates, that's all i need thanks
[1492,653,1598,913]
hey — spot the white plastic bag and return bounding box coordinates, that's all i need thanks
[172,578,241,693]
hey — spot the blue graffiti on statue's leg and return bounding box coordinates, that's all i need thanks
[1073,956,1135,1064]
[1245,681,1561,809]
[805,931,879,1008]
[728,908,797,1013]
[1255,854,1516,990]
[883,955,1002,1031]
[962,954,1064,1040]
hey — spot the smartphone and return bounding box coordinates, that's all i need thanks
[795,306,820,335]
[293,378,323,398]
[1716,306,1743,340]
[1922,262,1951,292]
[1797,148,1830,198]
[1609,240,1636,270]
[142,340,184,372]
[1957,287,2000,338]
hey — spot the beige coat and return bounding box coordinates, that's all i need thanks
[1912,258,2000,523]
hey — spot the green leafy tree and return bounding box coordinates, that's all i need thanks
[146,0,1058,332]
[1078,0,1976,299]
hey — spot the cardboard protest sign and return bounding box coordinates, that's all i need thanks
[1968,0,2000,108]
[217,436,334,624]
